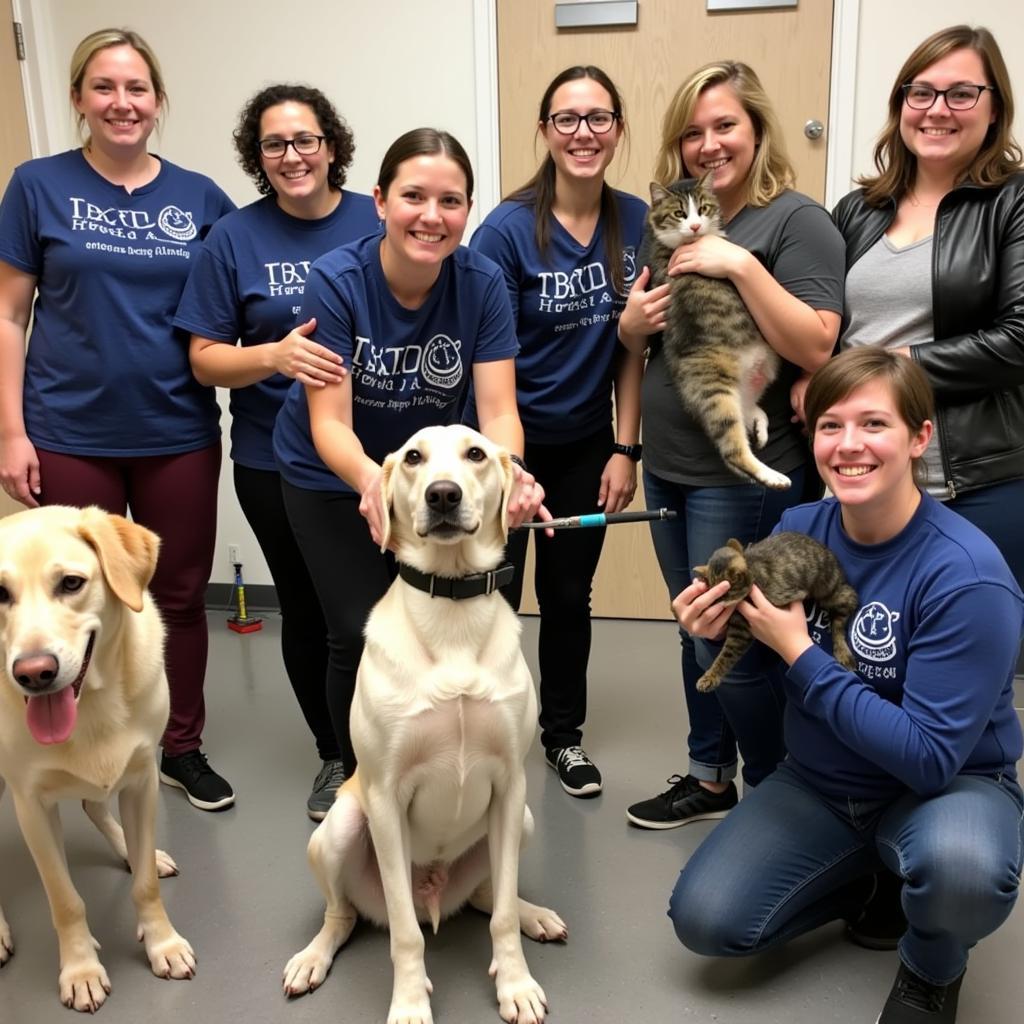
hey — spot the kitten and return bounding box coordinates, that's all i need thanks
[693,533,859,692]
[644,178,790,490]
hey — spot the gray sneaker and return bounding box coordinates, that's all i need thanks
[307,759,346,821]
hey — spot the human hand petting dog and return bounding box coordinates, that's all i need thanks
[359,468,388,548]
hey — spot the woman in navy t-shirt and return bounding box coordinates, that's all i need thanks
[0,28,234,810]
[272,128,547,777]
[174,84,380,821]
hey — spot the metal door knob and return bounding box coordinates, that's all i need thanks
[804,119,825,140]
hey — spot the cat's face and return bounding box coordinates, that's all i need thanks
[648,179,722,249]
[541,78,622,184]
[679,83,759,218]
[694,541,752,604]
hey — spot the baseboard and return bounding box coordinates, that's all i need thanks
[206,582,279,612]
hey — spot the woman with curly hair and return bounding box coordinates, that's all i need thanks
[175,84,379,819]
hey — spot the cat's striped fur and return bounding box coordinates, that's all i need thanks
[645,178,790,490]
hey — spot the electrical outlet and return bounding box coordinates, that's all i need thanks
[228,544,240,566]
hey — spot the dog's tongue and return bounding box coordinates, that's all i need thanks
[25,688,77,744]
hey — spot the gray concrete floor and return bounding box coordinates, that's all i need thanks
[1,613,1021,1023]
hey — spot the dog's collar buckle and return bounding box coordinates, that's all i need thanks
[398,561,516,601]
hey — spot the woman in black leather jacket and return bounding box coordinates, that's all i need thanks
[831,24,1024,586]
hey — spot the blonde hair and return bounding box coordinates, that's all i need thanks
[859,25,1022,206]
[70,28,167,143]
[653,61,794,206]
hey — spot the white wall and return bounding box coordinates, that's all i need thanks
[15,0,1024,585]
[21,0,489,584]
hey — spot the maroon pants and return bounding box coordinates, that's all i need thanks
[36,443,221,754]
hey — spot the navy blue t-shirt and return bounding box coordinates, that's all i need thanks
[173,192,380,469]
[469,190,647,442]
[0,150,234,456]
[272,234,518,491]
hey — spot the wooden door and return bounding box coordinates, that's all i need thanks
[1,0,33,520]
[497,0,834,618]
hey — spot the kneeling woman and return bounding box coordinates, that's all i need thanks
[669,347,1023,1024]
[272,128,547,779]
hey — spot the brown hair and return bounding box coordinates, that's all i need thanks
[377,128,474,201]
[805,349,934,482]
[70,28,166,143]
[505,65,628,293]
[653,61,794,206]
[859,25,1023,206]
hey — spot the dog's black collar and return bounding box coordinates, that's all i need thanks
[397,561,515,600]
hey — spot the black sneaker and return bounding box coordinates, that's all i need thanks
[545,746,602,797]
[626,774,737,829]
[876,963,964,1023]
[847,870,907,951]
[307,759,346,822]
[160,750,234,811]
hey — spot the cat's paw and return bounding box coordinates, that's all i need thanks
[696,672,720,692]
[751,408,770,449]
[756,468,792,490]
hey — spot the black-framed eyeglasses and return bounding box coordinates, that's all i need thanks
[258,134,326,158]
[547,109,620,135]
[900,83,994,111]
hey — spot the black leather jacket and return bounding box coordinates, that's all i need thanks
[832,173,1024,497]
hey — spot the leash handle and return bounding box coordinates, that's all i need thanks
[515,508,678,531]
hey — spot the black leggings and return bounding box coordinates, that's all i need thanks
[281,480,395,775]
[503,426,613,751]
[234,465,339,762]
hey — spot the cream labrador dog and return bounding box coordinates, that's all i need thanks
[0,505,195,1012]
[283,425,565,1023]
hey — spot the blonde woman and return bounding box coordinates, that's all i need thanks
[618,61,845,828]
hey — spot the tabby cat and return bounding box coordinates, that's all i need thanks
[693,532,859,692]
[644,178,790,490]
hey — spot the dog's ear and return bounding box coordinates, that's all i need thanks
[76,507,160,612]
[378,452,398,553]
[498,449,516,543]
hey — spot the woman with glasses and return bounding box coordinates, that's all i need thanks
[617,61,845,829]
[0,28,234,809]
[468,65,646,798]
[832,24,1024,586]
[174,85,379,820]
[271,128,547,782]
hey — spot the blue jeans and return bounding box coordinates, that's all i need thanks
[644,466,806,786]
[947,477,1024,589]
[669,762,1024,985]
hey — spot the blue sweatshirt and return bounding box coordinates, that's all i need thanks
[778,493,1023,800]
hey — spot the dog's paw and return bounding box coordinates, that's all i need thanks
[139,925,195,980]
[518,901,567,944]
[493,967,548,1024]
[0,913,13,965]
[386,993,434,1024]
[154,848,179,878]
[282,947,333,997]
[59,959,112,1013]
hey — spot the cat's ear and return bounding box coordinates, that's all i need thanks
[697,171,715,190]
[726,538,744,553]
[650,181,669,204]
[693,563,709,581]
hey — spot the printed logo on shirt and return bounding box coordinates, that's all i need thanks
[265,261,312,297]
[850,601,901,664]
[157,205,197,241]
[68,197,197,258]
[536,247,637,329]
[350,333,463,412]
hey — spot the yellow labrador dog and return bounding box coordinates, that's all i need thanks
[283,425,565,1023]
[0,506,195,1012]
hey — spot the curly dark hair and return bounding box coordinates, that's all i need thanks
[233,83,356,197]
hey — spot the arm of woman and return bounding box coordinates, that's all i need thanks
[600,348,643,512]
[670,231,840,371]
[189,319,345,389]
[910,185,1024,398]
[778,582,1022,796]
[0,262,41,506]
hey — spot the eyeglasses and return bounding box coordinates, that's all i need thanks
[258,134,326,158]
[547,109,620,135]
[900,83,994,111]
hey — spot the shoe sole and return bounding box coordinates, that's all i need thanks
[159,771,235,811]
[625,807,732,829]
[545,758,602,798]
[307,806,328,822]
[846,925,901,952]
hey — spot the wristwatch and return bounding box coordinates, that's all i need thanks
[612,442,642,462]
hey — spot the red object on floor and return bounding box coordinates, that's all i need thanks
[227,617,263,633]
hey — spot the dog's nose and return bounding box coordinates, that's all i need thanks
[13,653,60,691]
[425,479,463,514]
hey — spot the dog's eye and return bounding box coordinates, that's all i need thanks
[59,576,86,595]
[404,449,422,466]
[0,585,9,604]
[465,446,485,463]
